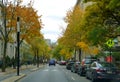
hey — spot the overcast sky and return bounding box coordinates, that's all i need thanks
[24,0,77,42]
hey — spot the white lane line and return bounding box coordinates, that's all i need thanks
[71,77,75,80]
[43,69,49,71]
[52,69,57,71]
[65,72,68,74]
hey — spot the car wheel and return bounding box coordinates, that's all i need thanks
[91,77,96,82]
[86,72,89,79]
[79,69,83,76]
[91,77,97,82]
[77,69,80,74]
[73,69,75,73]
[91,72,97,82]
[77,71,79,74]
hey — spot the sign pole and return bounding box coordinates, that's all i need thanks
[17,17,20,76]
[106,39,114,68]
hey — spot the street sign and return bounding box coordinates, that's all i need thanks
[106,39,114,48]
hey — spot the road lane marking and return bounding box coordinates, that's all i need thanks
[43,69,58,72]
[65,72,68,74]
[71,77,75,80]
[52,69,57,71]
[43,69,49,71]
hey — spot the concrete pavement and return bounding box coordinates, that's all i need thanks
[1,73,26,82]
[0,64,44,82]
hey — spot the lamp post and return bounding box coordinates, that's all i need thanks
[17,17,20,76]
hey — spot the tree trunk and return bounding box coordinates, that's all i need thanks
[36,50,39,68]
[78,49,81,62]
[1,1,8,72]
[2,41,7,72]
[33,54,36,65]
[37,54,39,68]
[74,48,76,61]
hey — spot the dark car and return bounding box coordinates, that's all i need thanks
[66,61,74,70]
[86,61,120,82]
[71,62,80,73]
[49,59,56,66]
[0,60,2,68]
[77,58,96,76]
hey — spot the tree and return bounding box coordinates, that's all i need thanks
[29,37,42,67]
[0,0,19,72]
[0,0,43,72]
[53,44,73,60]
[59,6,84,48]
[83,0,120,47]
[52,45,62,60]
[58,5,85,61]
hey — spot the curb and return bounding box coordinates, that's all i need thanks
[0,65,45,82]
[1,73,26,82]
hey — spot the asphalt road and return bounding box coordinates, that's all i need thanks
[18,64,91,82]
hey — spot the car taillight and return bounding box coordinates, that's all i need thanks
[96,68,104,73]
[116,70,120,74]
[76,65,78,67]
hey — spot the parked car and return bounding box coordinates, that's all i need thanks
[66,61,74,70]
[59,60,66,65]
[77,58,96,76]
[71,62,80,73]
[86,61,120,82]
[0,60,2,68]
[49,59,56,66]
[56,61,61,64]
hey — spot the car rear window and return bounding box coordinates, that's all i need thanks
[76,62,80,64]
[99,62,115,67]
[85,60,91,64]
[70,62,74,65]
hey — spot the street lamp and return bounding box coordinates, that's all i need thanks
[17,17,20,76]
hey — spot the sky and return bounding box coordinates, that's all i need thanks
[24,0,77,42]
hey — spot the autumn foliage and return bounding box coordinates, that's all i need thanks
[6,2,43,44]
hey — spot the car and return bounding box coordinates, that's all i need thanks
[77,58,96,76]
[0,60,2,68]
[66,61,74,70]
[59,60,66,65]
[86,61,120,82]
[71,61,80,73]
[49,59,56,66]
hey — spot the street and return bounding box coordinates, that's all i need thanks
[18,64,90,82]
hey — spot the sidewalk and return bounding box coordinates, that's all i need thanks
[0,64,44,82]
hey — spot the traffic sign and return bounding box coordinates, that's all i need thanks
[106,39,114,48]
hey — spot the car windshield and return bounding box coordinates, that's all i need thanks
[76,62,80,64]
[49,60,55,62]
[85,59,91,64]
[70,62,74,64]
